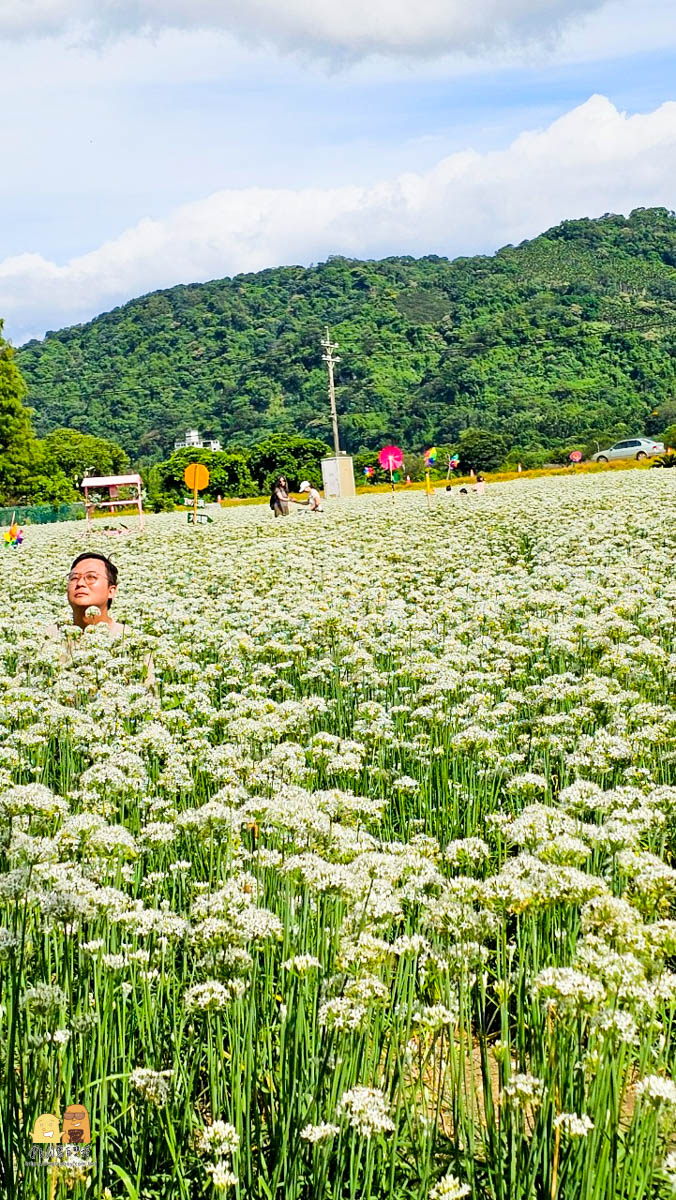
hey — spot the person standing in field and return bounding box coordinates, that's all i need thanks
[270,476,290,517]
[296,481,322,511]
[45,553,157,689]
[46,553,125,638]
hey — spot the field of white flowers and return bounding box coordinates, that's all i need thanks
[2,470,676,1200]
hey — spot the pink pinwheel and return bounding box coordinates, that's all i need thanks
[378,445,403,472]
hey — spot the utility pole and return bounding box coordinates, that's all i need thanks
[318,326,355,499]
[321,326,341,458]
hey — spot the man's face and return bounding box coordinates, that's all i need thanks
[67,559,116,615]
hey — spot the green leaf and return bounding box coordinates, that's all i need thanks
[109,1163,140,1199]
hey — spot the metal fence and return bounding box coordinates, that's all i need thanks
[0,503,86,526]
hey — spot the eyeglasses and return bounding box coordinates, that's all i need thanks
[66,571,107,585]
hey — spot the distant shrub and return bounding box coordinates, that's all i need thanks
[457,428,508,474]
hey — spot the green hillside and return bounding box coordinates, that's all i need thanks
[16,206,676,462]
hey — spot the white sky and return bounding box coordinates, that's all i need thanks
[1,0,676,343]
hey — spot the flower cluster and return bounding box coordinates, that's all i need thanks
[337,1086,395,1137]
[195,1121,240,1194]
[130,1067,174,1108]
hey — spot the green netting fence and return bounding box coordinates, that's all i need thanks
[0,503,86,526]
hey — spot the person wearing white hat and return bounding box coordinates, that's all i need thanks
[296,481,322,511]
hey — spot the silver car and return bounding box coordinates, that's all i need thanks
[592,437,664,463]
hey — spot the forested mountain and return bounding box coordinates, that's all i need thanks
[16,207,676,463]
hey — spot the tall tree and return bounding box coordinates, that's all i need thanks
[41,428,129,485]
[0,322,40,504]
[0,322,73,504]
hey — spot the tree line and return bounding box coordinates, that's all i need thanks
[0,339,335,508]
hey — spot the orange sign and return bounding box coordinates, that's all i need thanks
[183,463,210,491]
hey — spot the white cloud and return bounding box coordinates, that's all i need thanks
[0,0,607,59]
[3,95,676,345]
[553,0,676,64]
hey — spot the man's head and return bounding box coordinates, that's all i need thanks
[67,554,118,616]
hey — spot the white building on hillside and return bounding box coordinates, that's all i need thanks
[174,429,221,452]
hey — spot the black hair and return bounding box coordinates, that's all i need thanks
[69,553,118,610]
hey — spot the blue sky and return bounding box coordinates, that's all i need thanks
[1,0,676,343]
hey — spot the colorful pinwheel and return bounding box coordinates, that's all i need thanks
[4,516,23,548]
[378,445,403,472]
[378,445,403,501]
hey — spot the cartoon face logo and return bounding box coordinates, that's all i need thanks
[61,1105,91,1144]
[32,1114,60,1143]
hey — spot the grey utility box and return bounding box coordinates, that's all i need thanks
[321,454,356,499]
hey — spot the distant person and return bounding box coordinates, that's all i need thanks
[270,476,290,518]
[46,553,125,639]
[473,475,486,495]
[296,481,322,511]
[458,487,469,496]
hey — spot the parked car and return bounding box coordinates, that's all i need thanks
[592,437,664,463]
